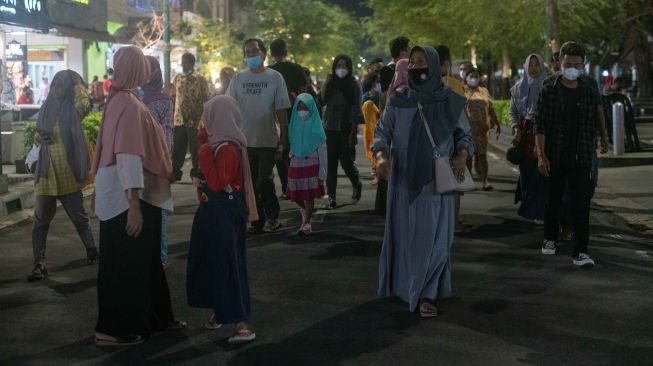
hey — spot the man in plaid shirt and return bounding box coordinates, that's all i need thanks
[534,41,608,267]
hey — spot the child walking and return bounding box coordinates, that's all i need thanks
[286,93,327,235]
[186,95,259,344]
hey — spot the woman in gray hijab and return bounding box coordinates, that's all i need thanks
[373,46,474,318]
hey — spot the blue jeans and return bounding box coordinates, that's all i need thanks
[161,210,168,262]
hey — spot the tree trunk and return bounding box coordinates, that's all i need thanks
[626,27,651,98]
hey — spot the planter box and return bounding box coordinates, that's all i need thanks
[15,159,28,174]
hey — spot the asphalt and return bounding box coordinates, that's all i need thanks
[0,142,652,366]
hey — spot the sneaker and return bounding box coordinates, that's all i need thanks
[328,198,337,209]
[228,328,256,344]
[541,240,556,255]
[279,193,289,200]
[351,182,362,203]
[28,263,49,282]
[573,253,595,267]
[268,219,282,232]
[205,314,223,330]
[299,223,313,236]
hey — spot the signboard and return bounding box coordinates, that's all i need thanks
[0,0,50,29]
[5,42,26,61]
[27,49,66,62]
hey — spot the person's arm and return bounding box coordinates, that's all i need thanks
[535,134,549,176]
[372,105,397,180]
[488,100,501,136]
[275,75,292,152]
[509,92,521,134]
[116,154,145,237]
[317,142,327,181]
[349,81,363,146]
[320,75,332,104]
[534,87,550,176]
[596,102,608,154]
[451,111,475,181]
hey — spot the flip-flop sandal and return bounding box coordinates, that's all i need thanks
[95,333,143,347]
[419,302,438,318]
[228,328,256,344]
[167,320,187,329]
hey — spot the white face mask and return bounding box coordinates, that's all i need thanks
[335,68,348,78]
[467,78,479,87]
[297,110,311,120]
[374,83,381,93]
[562,67,581,81]
[459,70,466,79]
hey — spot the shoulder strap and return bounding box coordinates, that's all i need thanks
[417,102,438,150]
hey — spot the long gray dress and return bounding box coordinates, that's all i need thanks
[373,104,474,312]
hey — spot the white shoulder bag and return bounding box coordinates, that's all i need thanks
[417,102,475,194]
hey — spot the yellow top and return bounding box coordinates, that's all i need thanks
[442,76,465,96]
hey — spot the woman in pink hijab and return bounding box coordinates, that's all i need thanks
[386,58,409,100]
[93,46,185,347]
[187,95,258,344]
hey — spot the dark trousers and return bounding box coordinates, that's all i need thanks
[248,147,280,228]
[172,126,199,180]
[544,166,592,256]
[96,201,174,338]
[32,191,95,265]
[275,148,291,193]
[326,130,361,199]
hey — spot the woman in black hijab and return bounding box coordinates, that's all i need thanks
[320,54,363,209]
[373,46,474,317]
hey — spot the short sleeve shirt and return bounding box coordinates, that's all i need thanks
[227,68,291,148]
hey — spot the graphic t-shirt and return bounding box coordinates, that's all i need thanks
[227,68,291,148]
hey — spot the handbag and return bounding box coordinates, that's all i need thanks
[417,102,475,194]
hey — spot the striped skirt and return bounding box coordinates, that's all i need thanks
[286,152,324,202]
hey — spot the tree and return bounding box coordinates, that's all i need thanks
[187,18,244,81]
[246,0,363,77]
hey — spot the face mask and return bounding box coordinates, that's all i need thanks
[335,68,348,78]
[562,67,581,81]
[246,55,263,69]
[459,70,466,79]
[297,110,311,120]
[108,75,113,80]
[408,68,429,85]
[467,78,479,87]
[374,83,381,93]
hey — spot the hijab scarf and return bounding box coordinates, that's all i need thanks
[390,46,467,203]
[141,56,171,105]
[35,70,90,184]
[203,95,258,222]
[93,46,172,181]
[289,93,326,158]
[511,53,546,119]
[387,58,409,100]
[325,54,355,102]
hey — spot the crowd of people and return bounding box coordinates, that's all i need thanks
[24,32,609,346]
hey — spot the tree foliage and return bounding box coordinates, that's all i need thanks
[246,0,363,76]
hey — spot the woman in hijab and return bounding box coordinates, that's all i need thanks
[509,54,547,222]
[187,95,258,344]
[373,46,474,318]
[142,55,174,266]
[93,46,184,347]
[28,70,97,281]
[287,93,326,235]
[320,54,363,209]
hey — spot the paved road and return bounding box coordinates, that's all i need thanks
[1,147,652,366]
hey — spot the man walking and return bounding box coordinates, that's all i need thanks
[269,38,307,199]
[535,41,607,267]
[227,38,291,234]
[171,53,210,181]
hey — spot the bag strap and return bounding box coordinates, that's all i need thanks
[417,102,439,151]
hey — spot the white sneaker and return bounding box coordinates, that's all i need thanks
[573,253,595,267]
[300,223,313,236]
[541,240,556,255]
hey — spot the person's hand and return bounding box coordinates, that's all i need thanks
[450,155,467,182]
[600,138,609,154]
[192,177,201,188]
[348,130,357,147]
[376,157,390,180]
[537,155,551,177]
[126,206,143,237]
[511,128,521,146]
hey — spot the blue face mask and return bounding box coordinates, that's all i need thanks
[246,55,263,69]
[136,87,144,99]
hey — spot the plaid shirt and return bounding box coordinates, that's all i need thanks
[535,73,599,168]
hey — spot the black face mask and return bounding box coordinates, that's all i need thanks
[408,67,429,85]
